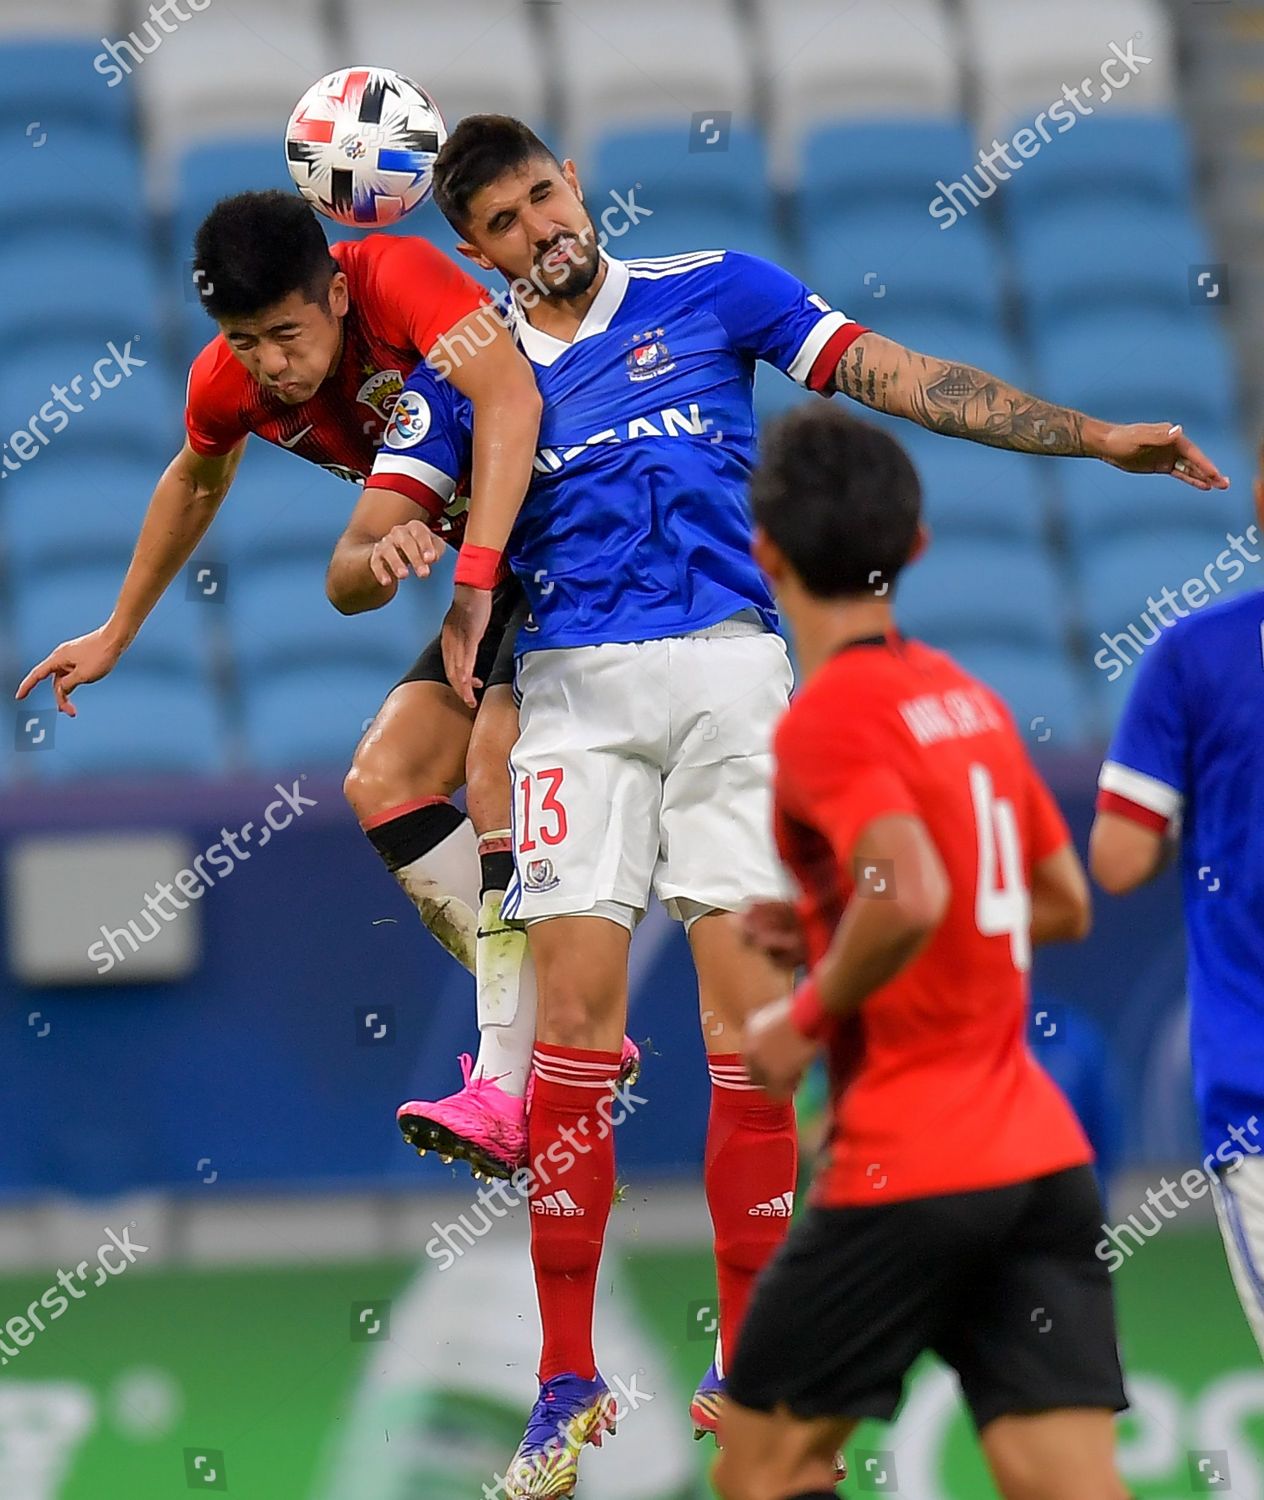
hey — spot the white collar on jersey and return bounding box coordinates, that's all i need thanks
[509,251,629,367]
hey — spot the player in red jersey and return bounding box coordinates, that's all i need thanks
[15,189,543,1028]
[715,406,1130,1500]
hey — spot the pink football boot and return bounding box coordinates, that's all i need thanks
[398,1038,642,1182]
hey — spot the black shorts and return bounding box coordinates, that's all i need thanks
[728,1164,1127,1432]
[396,576,528,699]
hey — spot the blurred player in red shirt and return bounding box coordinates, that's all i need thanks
[716,406,1129,1500]
[15,192,548,1110]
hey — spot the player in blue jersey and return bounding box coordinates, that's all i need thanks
[422,115,1225,1496]
[327,362,638,1181]
[1090,468,1264,1359]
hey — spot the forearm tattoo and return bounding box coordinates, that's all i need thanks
[834,336,1089,457]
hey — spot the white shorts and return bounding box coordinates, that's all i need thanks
[502,621,793,925]
[1213,1156,1264,1359]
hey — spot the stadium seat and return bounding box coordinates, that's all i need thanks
[553,0,755,159]
[897,539,1068,653]
[1033,312,1238,435]
[798,120,975,216]
[804,205,1004,326]
[239,664,402,771]
[1002,116,1196,219]
[0,130,148,244]
[896,435,1050,545]
[209,437,354,559]
[1079,529,1258,650]
[345,0,550,135]
[950,643,1095,749]
[0,38,135,137]
[139,0,334,158]
[3,454,154,571]
[13,560,212,679]
[753,0,962,177]
[0,337,180,470]
[172,137,299,261]
[0,233,161,348]
[1010,206,1214,326]
[592,126,782,262]
[961,0,1175,144]
[1057,434,1250,557]
[225,555,427,675]
[14,669,228,780]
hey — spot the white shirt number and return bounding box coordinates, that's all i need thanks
[969,763,1032,973]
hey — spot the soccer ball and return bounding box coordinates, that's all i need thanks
[285,67,446,229]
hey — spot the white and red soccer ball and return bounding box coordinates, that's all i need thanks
[285,67,446,229]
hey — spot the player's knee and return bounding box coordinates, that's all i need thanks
[344,717,461,822]
[992,1450,1129,1500]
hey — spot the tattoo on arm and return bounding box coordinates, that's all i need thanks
[834,334,1089,457]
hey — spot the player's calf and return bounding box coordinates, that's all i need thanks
[347,681,481,972]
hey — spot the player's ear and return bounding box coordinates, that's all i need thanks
[327,270,350,319]
[1253,474,1264,536]
[562,159,583,202]
[752,524,785,584]
[906,522,931,566]
[454,239,496,274]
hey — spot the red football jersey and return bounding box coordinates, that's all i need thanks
[184,235,488,483]
[775,634,1092,1207]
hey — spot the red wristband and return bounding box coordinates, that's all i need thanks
[453,543,505,591]
[789,976,832,1041]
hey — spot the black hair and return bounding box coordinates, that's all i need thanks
[192,191,336,321]
[750,404,923,599]
[433,114,561,231]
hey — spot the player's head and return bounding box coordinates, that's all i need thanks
[751,405,926,607]
[193,191,349,404]
[433,114,601,300]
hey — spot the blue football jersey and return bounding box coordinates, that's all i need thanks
[506,250,864,650]
[363,361,474,546]
[1098,590,1264,1158]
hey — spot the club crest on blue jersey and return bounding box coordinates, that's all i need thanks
[384,389,432,449]
[523,858,559,892]
[626,334,675,382]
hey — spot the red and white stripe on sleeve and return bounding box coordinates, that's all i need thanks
[363,453,458,522]
[1096,760,1183,834]
[788,313,868,394]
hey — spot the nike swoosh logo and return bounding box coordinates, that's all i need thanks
[277,425,314,449]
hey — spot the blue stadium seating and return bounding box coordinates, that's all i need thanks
[225,555,427,674]
[593,127,783,262]
[239,663,401,770]
[1002,115,1196,219]
[951,642,1095,749]
[0,337,179,469]
[864,311,1030,387]
[798,120,976,212]
[0,130,147,243]
[14,671,228,780]
[0,234,161,348]
[0,39,135,137]
[210,437,353,557]
[3,453,152,570]
[897,434,1050,544]
[1033,311,1238,434]
[804,205,1005,326]
[1011,206,1214,325]
[1057,435,1249,557]
[897,539,1069,653]
[13,561,211,678]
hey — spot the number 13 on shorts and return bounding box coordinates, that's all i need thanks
[516,766,569,853]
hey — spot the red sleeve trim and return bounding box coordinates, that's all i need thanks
[363,471,445,521]
[808,322,869,394]
[1095,789,1171,835]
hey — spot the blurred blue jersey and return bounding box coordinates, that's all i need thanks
[506,250,864,650]
[1098,591,1264,1159]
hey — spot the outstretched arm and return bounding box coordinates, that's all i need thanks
[833,332,1227,491]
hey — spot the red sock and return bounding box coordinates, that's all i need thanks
[705,1053,799,1374]
[529,1042,622,1383]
